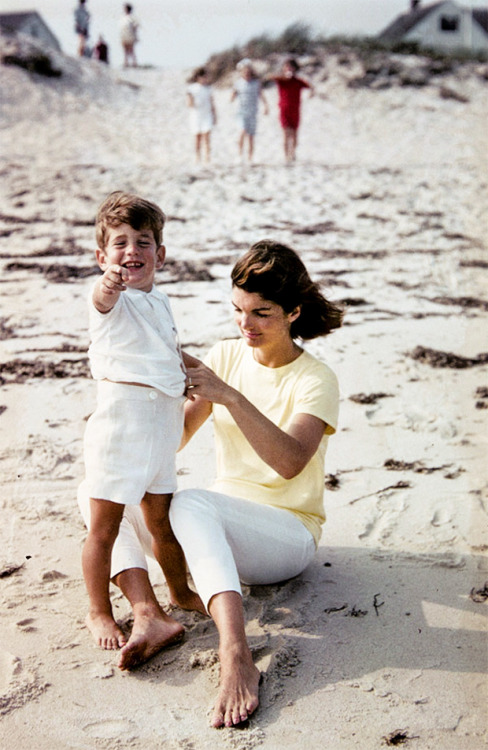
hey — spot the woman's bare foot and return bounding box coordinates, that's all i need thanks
[171,588,207,616]
[211,646,261,728]
[85,612,127,650]
[118,613,184,670]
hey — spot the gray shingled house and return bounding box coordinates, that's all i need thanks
[0,10,61,51]
[379,1,488,53]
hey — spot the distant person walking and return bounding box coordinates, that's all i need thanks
[186,68,217,164]
[74,0,90,58]
[272,58,314,163]
[231,59,268,164]
[120,4,139,68]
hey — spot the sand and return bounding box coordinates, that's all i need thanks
[0,37,487,749]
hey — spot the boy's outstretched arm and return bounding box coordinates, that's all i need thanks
[92,265,128,313]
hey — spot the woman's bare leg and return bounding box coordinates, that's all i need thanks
[208,591,261,728]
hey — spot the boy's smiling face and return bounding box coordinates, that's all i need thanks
[96,222,165,292]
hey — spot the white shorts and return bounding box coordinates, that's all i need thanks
[83,381,184,505]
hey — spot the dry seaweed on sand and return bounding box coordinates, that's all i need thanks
[409,346,488,369]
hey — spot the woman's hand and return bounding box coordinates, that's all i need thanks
[181,362,234,449]
[185,363,237,407]
[184,363,325,479]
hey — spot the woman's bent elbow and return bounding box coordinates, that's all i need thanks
[278,461,307,480]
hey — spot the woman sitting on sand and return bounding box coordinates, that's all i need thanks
[78,239,342,727]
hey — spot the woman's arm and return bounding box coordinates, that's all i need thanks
[186,362,326,478]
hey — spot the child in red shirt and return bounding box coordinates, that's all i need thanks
[273,58,314,163]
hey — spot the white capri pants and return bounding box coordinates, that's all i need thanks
[78,485,316,606]
[170,489,316,611]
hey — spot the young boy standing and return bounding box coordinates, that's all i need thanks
[80,191,203,656]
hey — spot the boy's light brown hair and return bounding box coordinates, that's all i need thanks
[95,191,166,250]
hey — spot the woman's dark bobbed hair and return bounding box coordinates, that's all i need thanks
[231,240,343,340]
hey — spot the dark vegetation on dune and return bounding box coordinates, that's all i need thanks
[202,21,488,84]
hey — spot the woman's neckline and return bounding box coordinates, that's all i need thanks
[251,344,303,370]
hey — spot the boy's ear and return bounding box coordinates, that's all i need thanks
[156,244,166,268]
[95,247,108,270]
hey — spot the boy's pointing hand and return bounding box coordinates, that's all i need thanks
[93,265,128,313]
[101,265,128,294]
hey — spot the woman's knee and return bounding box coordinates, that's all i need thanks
[169,489,220,536]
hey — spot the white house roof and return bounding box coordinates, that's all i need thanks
[0,10,61,50]
[379,2,488,42]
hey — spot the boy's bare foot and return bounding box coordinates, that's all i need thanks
[171,588,207,616]
[118,614,184,670]
[85,612,127,650]
[211,647,261,728]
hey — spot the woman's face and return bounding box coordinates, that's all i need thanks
[231,287,298,351]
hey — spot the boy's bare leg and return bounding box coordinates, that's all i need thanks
[82,498,127,649]
[208,591,261,728]
[140,492,206,615]
[115,566,184,670]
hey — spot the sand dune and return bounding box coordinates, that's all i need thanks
[0,36,487,749]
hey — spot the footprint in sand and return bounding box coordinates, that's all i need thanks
[431,509,452,527]
[16,617,37,633]
[0,652,22,691]
[82,718,138,740]
[0,654,48,716]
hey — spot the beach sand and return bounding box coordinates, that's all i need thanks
[0,38,487,749]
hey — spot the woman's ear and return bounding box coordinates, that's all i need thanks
[288,305,301,323]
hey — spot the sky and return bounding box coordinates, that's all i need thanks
[0,0,485,69]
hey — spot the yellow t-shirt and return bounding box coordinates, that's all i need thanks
[205,339,339,545]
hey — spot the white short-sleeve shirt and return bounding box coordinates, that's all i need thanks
[88,285,186,398]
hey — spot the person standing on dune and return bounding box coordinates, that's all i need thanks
[120,4,140,68]
[74,0,90,58]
